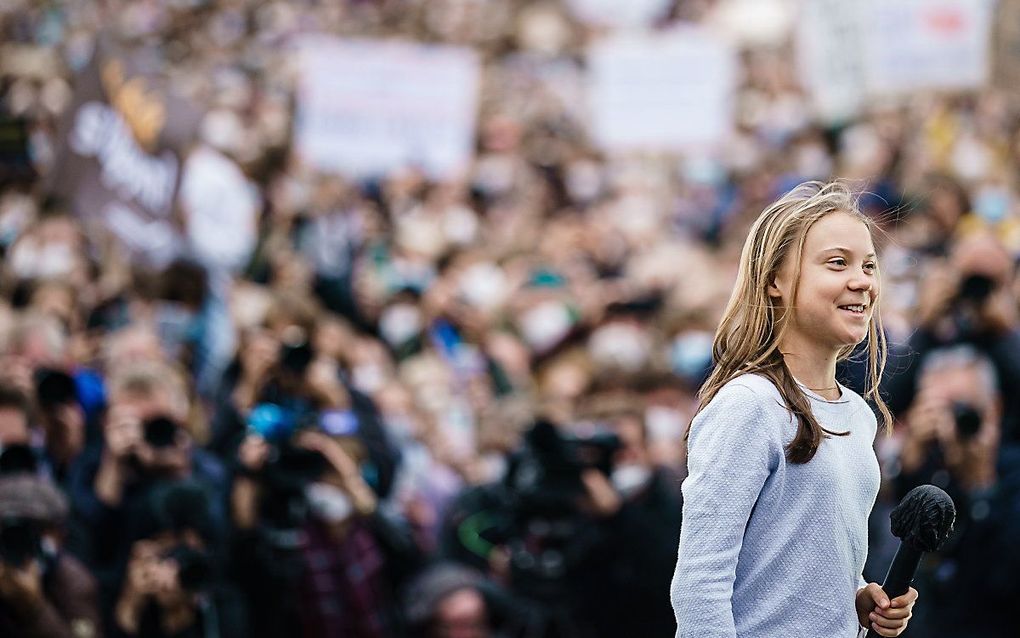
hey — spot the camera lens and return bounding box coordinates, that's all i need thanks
[951,402,982,440]
[143,417,179,448]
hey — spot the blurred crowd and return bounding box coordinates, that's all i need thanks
[1,1,1019,637]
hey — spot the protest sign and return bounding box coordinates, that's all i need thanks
[179,145,259,271]
[48,41,200,266]
[293,37,480,180]
[796,0,868,122]
[587,26,736,151]
[862,0,993,95]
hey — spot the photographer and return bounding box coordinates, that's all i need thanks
[209,301,399,501]
[439,417,673,638]
[229,421,419,638]
[0,473,102,638]
[882,232,1020,442]
[111,481,245,638]
[68,362,227,602]
[594,408,683,638]
[893,346,1020,637]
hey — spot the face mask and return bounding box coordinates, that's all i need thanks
[10,241,75,278]
[670,331,714,381]
[459,262,508,309]
[588,323,650,371]
[519,300,574,353]
[566,160,603,204]
[973,187,1010,224]
[352,364,386,394]
[305,482,353,523]
[611,463,652,498]
[379,303,422,347]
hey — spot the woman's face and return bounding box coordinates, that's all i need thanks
[770,212,879,351]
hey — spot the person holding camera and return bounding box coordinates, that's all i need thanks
[68,361,227,608]
[891,346,1020,637]
[111,481,246,638]
[0,473,102,638]
[882,232,1020,443]
[229,421,419,638]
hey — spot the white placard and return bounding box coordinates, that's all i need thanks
[565,0,673,29]
[180,145,259,270]
[293,37,480,180]
[796,0,868,122]
[862,0,993,95]
[587,27,737,152]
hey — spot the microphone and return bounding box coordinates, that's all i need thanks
[866,485,956,638]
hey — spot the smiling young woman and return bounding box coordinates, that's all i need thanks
[670,181,918,638]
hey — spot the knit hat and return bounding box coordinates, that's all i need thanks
[404,562,486,626]
[0,474,68,524]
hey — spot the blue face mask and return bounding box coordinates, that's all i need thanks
[973,189,1010,224]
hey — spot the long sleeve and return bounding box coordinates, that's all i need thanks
[671,383,783,638]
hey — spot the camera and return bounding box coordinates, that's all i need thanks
[952,273,997,336]
[507,420,620,515]
[34,368,77,411]
[0,516,42,568]
[951,402,982,441]
[480,420,622,604]
[957,273,995,304]
[163,544,212,592]
[143,416,180,449]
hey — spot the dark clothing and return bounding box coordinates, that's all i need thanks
[585,469,683,638]
[66,446,229,631]
[878,327,1020,442]
[0,552,103,638]
[896,445,1020,637]
[108,585,248,638]
[233,510,420,638]
[296,519,390,638]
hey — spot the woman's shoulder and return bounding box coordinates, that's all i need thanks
[690,373,790,453]
[716,372,785,403]
[699,373,789,423]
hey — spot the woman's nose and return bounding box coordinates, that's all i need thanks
[847,275,873,292]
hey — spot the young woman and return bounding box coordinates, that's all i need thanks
[670,182,917,637]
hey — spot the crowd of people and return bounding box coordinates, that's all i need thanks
[1,1,1019,636]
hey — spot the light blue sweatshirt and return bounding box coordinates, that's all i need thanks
[671,373,879,638]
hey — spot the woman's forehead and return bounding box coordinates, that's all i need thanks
[803,212,874,254]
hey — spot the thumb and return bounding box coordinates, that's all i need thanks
[868,583,890,610]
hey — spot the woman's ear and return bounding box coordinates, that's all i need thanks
[767,279,782,299]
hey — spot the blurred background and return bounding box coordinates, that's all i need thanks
[0,0,1018,636]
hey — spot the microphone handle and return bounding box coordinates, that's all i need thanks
[865,543,922,638]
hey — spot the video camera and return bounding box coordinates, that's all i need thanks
[506,419,620,516]
[482,420,621,603]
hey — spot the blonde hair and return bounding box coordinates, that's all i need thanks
[696,181,892,464]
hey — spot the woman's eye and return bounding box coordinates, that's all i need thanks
[828,258,846,267]
[864,262,877,271]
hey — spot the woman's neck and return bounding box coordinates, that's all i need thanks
[777,337,840,400]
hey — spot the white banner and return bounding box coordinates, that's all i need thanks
[862,0,993,95]
[293,37,480,180]
[796,0,868,122]
[798,0,993,121]
[587,27,737,151]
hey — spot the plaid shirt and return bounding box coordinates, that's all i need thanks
[297,517,391,638]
